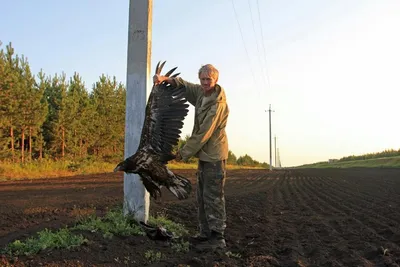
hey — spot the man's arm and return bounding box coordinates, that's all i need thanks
[153,74,201,106]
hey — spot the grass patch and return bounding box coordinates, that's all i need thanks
[171,240,190,253]
[73,207,192,254]
[226,251,242,258]
[72,207,145,239]
[73,206,190,241]
[147,216,189,238]
[167,162,198,169]
[144,250,165,264]
[299,156,400,169]
[2,205,191,258]
[1,159,266,181]
[1,228,88,257]
[0,159,116,180]
[147,215,190,253]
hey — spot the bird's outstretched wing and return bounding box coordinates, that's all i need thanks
[137,61,189,162]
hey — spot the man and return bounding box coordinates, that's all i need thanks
[153,63,229,251]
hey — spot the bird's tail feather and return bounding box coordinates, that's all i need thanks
[167,173,192,200]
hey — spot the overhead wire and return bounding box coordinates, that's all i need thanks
[256,0,271,92]
[248,0,268,97]
[230,0,276,164]
[230,0,258,92]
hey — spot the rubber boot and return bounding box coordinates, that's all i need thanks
[195,230,226,251]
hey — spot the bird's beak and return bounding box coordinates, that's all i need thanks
[113,165,123,172]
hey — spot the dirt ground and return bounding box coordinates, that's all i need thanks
[1,167,400,267]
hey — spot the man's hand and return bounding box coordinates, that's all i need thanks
[153,74,164,85]
[153,75,176,86]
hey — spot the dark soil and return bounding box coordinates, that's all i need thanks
[1,168,400,266]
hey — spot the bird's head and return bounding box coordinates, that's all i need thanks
[113,161,127,173]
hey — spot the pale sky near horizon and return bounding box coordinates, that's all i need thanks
[1,0,399,167]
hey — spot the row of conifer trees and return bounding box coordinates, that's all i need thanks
[0,42,126,163]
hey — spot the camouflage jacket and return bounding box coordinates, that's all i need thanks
[173,77,229,162]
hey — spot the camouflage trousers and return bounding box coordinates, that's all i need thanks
[196,160,227,235]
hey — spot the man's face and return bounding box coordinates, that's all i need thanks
[199,72,217,93]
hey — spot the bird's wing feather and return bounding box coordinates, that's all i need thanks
[137,61,189,162]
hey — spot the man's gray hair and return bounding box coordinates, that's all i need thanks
[198,64,219,80]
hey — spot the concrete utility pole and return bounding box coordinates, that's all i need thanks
[267,104,274,171]
[274,135,277,167]
[123,0,153,223]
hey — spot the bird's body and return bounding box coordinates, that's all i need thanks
[114,61,192,200]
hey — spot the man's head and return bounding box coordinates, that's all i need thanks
[198,64,219,94]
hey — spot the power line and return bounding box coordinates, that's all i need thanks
[230,0,258,91]
[256,0,271,91]
[247,0,268,92]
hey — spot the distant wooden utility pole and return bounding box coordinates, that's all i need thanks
[123,0,153,223]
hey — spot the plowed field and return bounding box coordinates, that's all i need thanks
[1,168,400,266]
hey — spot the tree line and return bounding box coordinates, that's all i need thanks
[338,149,400,162]
[0,41,269,168]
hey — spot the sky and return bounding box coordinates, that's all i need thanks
[1,0,399,167]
